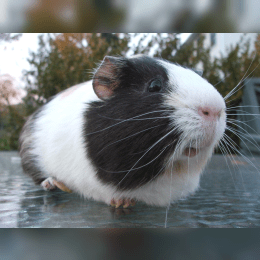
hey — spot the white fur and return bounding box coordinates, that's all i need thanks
[159,60,226,186]
[28,62,226,207]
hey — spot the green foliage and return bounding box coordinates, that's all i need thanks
[132,34,220,85]
[0,137,10,150]
[0,104,26,150]
[23,33,130,114]
[0,33,131,151]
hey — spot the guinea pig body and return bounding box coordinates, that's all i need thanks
[19,55,226,207]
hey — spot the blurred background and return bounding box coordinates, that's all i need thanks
[1,33,260,153]
[1,229,260,259]
[0,0,260,32]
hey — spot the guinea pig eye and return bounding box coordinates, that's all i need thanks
[148,79,162,92]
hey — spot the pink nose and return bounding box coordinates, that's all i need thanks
[198,106,221,121]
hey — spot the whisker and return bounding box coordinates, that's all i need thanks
[218,140,240,193]
[225,65,260,104]
[223,137,255,176]
[116,127,180,185]
[214,76,229,88]
[86,109,174,135]
[98,141,175,174]
[226,113,260,126]
[224,52,257,100]
[227,113,260,116]
[133,134,185,191]
[227,114,260,138]
[226,125,260,153]
[223,134,260,174]
[226,105,260,110]
[227,118,260,134]
[97,124,165,155]
[229,118,256,124]
[226,109,260,116]
[165,151,175,228]
[221,136,246,192]
[96,115,174,121]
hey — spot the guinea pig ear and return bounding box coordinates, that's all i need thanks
[93,56,122,100]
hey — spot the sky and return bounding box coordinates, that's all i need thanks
[0,33,40,88]
[0,33,191,90]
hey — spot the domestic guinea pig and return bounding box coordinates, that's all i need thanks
[19,55,226,208]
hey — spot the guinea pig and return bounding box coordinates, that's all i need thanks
[19,55,226,208]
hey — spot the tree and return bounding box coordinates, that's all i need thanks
[23,33,130,113]
[0,33,22,42]
[0,35,24,150]
[131,33,220,87]
[0,74,18,107]
[0,74,25,150]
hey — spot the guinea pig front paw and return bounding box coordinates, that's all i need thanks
[41,177,73,193]
[41,177,57,191]
[110,198,136,208]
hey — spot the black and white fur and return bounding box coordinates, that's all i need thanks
[19,55,226,206]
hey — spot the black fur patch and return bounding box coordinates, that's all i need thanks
[84,56,181,190]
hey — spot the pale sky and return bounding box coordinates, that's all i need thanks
[0,33,40,88]
[0,33,191,89]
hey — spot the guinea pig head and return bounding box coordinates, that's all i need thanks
[157,59,226,159]
[87,55,226,190]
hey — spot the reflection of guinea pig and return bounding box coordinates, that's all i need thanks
[19,55,226,208]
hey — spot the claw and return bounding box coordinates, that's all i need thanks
[123,199,130,208]
[115,199,124,208]
[52,179,73,193]
[130,199,136,207]
[110,198,136,208]
[110,198,116,207]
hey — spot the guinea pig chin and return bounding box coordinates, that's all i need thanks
[180,114,225,158]
[182,139,214,158]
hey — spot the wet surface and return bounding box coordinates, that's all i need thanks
[0,151,260,228]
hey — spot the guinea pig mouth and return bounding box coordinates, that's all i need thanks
[183,147,199,157]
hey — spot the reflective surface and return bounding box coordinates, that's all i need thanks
[1,151,260,228]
